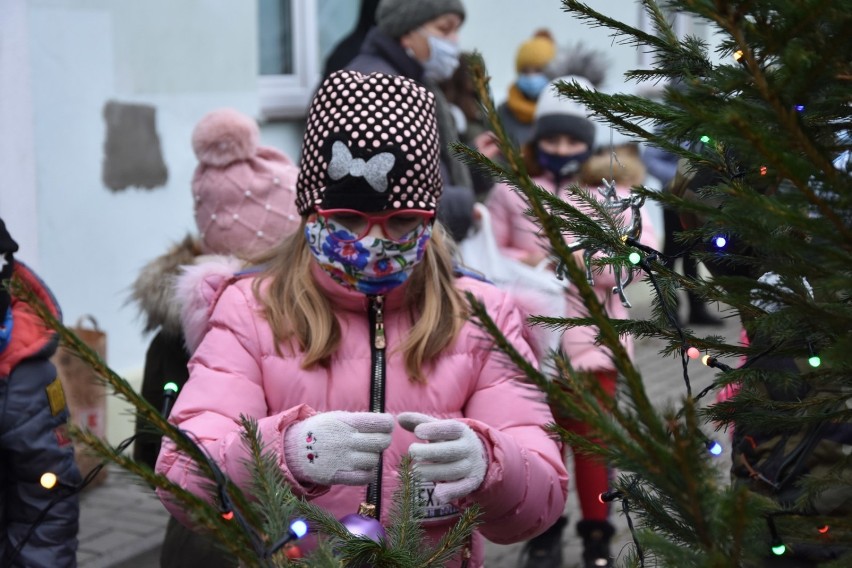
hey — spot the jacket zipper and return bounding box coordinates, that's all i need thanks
[366,295,387,518]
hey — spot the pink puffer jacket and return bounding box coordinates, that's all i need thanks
[486,174,661,370]
[156,261,568,567]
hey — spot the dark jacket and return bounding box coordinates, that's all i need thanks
[1,261,81,568]
[130,236,199,469]
[347,28,475,242]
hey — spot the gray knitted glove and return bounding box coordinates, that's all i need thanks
[283,411,394,486]
[398,412,487,502]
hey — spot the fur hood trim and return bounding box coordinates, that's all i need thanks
[175,256,245,354]
[130,235,202,335]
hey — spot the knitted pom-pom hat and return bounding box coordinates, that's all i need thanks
[515,29,556,72]
[531,75,597,148]
[191,108,300,257]
[296,70,442,214]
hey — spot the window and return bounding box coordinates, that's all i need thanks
[258,0,319,119]
[258,0,359,120]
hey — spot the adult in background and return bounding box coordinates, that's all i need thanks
[346,0,475,242]
[496,29,557,149]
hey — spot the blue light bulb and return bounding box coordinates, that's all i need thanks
[713,235,727,249]
[708,441,723,456]
[290,519,308,539]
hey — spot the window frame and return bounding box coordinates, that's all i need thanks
[258,0,320,120]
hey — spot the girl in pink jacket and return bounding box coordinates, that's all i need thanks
[155,70,568,567]
[486,76,659,568]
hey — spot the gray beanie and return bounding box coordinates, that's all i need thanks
[531,75,597,148]
[376,0,465,38]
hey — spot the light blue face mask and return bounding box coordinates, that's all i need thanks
[516,72,549,99]
[421,34,461,82]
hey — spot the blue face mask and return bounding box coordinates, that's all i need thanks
[516,73,549,99]
[537,149,592,181]
[422,34,460,82]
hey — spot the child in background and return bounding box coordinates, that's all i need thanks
[496,29,557,149]
[0,218,81,567]
[487,76,659,568]
[131,108,300,568]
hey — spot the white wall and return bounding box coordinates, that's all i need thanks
[0,0,40,267]
[21,0,260,441]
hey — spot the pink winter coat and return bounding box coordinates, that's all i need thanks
[156,261,568,567]
[486,174,660,371]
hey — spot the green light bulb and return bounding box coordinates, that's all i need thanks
[700,135,711,144]
[628,252,642,265]
[808,355,821,368]
[771,543,786,556]
[164,381,179,393]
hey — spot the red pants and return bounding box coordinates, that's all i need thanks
[551,369,618,521]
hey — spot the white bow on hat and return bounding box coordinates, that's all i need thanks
[328,141,396,193]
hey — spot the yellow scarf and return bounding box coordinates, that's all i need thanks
[505,84,536,124]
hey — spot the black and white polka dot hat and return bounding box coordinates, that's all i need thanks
[295,70,442,214]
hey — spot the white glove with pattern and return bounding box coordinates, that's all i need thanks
[283,411,394,486]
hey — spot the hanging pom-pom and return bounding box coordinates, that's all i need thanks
[192,108,260,167]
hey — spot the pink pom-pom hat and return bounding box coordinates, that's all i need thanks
[191,108,301,257]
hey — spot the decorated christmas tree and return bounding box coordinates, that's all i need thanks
[11,0,851,566]
[457,0,851,565]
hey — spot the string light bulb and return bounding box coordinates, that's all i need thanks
[289,519,309,539]
[222,511,234,521]
[760,166,768,176]
[687,347,700,359]
[808,355,822,368]
[628,251,642,265]
[713,234,728,249]
[706,440,723,456]
[40,472,58,490]
[700,135,711,144]
[733,50,744,61]
[767,516,786,556]
[795,104,805,112]
[598,489,623,503]
[164,381,179,394]
[818,525,830,534]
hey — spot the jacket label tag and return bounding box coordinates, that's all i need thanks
[416,480,460,521]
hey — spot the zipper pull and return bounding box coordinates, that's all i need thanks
[373,295,386,350]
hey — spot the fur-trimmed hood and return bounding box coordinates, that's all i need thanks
[130,235,202,336]
[130,235,243,350]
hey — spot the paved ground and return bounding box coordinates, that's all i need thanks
[75,281,740,567]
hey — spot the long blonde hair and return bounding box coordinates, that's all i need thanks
[250,220,467,382]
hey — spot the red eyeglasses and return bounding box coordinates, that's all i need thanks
[316,208,435,243]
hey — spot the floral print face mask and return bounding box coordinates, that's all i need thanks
[305,217,432,296]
